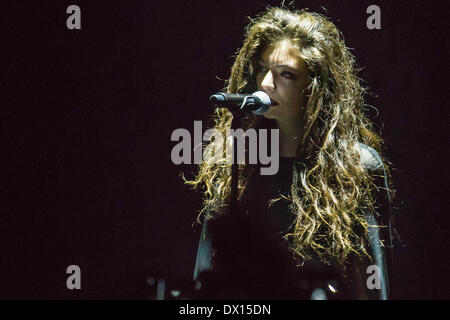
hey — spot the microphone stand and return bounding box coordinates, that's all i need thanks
[209,94,269,215]
[228,109,242,217]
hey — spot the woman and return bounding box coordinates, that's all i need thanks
[185,7,393,299]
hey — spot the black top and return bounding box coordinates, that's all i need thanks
[204,157,344,299]
[245,156,296,234]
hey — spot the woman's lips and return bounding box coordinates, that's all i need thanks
[270,98,279,106]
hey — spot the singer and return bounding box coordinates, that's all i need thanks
[184,6,394,300]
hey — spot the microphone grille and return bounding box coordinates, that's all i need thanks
[253,91,271,105]
[252,91,271,115]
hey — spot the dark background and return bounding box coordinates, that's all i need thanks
[2,0,448,299]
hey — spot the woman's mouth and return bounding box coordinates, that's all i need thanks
[270,99,279,106]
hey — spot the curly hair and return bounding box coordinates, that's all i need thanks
[185,7,390,265]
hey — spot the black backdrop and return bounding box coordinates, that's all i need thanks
[2,0,449,299]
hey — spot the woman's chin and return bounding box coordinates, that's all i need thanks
[262,108,278,120]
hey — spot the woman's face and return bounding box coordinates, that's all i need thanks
[255,40,309,122]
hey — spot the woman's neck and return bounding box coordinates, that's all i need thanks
[276,117,304,158]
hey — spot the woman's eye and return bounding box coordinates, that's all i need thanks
[281,71,295,79]
[257,66,268,73]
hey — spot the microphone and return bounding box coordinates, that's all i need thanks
[209,91,271,115]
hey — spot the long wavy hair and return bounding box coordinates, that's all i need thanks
[185,7,390,265]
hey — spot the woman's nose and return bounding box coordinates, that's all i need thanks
[261,70,275,91]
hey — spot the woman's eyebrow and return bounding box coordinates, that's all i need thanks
[258,58,298,71]
[258,58,268,65]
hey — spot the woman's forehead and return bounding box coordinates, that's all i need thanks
[258,40,306,70]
